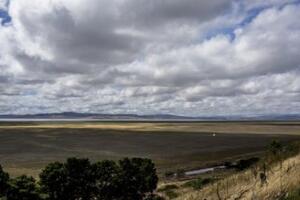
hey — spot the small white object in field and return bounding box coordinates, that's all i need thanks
[213,133,216,137]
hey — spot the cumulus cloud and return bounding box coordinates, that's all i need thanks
[0,1,6,9]
[0,0,299,115]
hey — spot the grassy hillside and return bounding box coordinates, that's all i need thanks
[158,151,300,200]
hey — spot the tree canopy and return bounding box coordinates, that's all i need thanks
[0,164,10,197]
[0,157,161,200]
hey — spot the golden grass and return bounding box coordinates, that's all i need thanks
[175,153,300,200]
[1,122,300,135]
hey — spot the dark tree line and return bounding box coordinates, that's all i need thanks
[0,157,163,200]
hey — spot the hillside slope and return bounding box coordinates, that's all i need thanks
[176,154,300,200]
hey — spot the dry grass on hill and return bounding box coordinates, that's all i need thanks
[173,153,300,200]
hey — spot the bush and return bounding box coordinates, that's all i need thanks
[176,169,185,178]
[285,143,299,155]
[157,184,178,192]
[224,161,233,168]
[164,171,174,178]
[183,178,213,190]
[157,184,179,200]
[144,194,166,200]
[268,140,284,156]
[283,188,300,200]
[266,140,300,166]
[6,175,41,200]
[0,164,9,197]
[235,157,259,171]
[165,190,178,199]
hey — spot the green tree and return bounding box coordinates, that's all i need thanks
[0,164,9,197]
[64,158,95,200]
[40,158,95,200]
[39,162,68,200]
[6,175,41,200]
[18,157,159,200]
[92,160,120,200]
[118,158,158,200]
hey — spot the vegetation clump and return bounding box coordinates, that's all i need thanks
[164,190,178,199]
[182,178,213,190]
[157,184,178,192]
[157,184,179,199]
[224,157,259,171]
[6,175,41,200]
[235,157,260,171]
[0,157,160,200]
[283,188,300,200]
[0,165,9,197]
[164,171,174,179]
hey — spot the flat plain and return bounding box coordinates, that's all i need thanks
[0,121,300,177]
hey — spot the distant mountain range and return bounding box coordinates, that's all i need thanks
[0,112,299,121]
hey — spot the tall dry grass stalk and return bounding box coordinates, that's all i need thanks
[176,153,300,200]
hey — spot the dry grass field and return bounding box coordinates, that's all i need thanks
[0,121,300,178]
[172,152,300,200]
[1,121,300,135]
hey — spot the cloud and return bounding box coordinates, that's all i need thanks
[0,0,299,115]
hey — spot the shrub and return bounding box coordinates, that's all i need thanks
[0,164,9,197]
[235,157,259,171]
[164,190,178,199]
[157,184,178,192]
[183,178,213,190]
[224,161,233,168]
[268,140,283,156]
[144,194,166,200]
[176,169,185,178]
[6,175,41,200]
[283,188,300,200]
[164,171,174,178]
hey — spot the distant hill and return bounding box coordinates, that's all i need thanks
[0,112,299,121]
[0,112,195,120]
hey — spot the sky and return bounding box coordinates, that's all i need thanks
[0,0,299,116]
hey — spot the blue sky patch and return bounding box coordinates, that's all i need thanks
[202,5,269,42]
[239,7,267,27]
[0,0,11,26]
[0,9,11,25]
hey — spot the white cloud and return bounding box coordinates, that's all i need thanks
[0,0,299,115]
[0,0,7,10]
